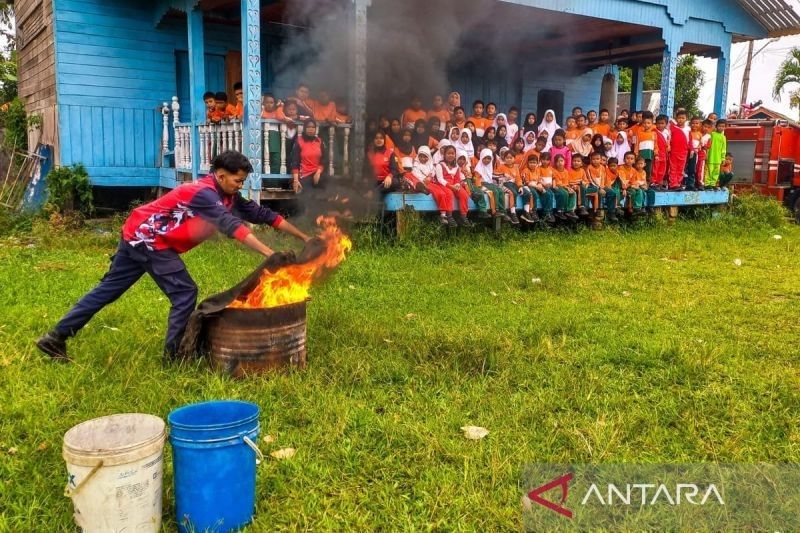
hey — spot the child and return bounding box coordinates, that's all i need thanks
[472,148,509,220]
[394,129,416,162]
[449,126,461,143]
[567,155,590,217]
[705,119,728,188]
[427,95,450,130]
[435,145,474,227]
[459,149,492,219]
[520,154,545,222]
[587,110,598,129]
[511,137,527,166]
[204,91,216,122]
[407,147,432,194]
[634,156,656,212]
[261,93,279,119]
[312,90,336,123]
[564,116,581,143]
[668,109,691,190]
[585,152,618,221]
[401,96,427,131]
[617,151,640,214]
[334,101,350,124]
[696,119,713,190]
[452,106,467,129]
[549,131,573,172]
[498,149,532,223]
[423,146,456,226]
[229,82,244,120]
[609,131,631,161]
[211,92,229,122]
[261,93,282,172]
[506,107,520,145]
[593,109,612,137]
[485,102,498,124]
[470,100,489,137]
[634,111,656,183]
[718,153,734,189]
[456,129,475,159]
[428,117,444,143]
[606,157,625,214]
[538,110,560,150]
[497,125,510,150]
[411,119,430,151]
[684,116,702,190]
[551,154,579,221]
[652,114,670,189]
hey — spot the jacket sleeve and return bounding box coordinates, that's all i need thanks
[188,188,251,242]
[233,194,284,228]
[289,140,301,173]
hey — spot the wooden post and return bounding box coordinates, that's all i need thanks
[328,126,335,176]
[160,102,169,166]
[242,0,262,202]
[187,2,206,180]
[343,126,351,176]
[668,206,679,225]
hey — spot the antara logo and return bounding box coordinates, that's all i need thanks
[526,473,725,519]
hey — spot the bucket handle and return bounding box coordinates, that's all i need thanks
[243,436,264,465]
[64,461,103,498]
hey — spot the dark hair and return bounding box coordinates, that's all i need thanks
[553,154,565,164]
[233,81,243,91]
[716,119,727,126]
[656,114,669,123]
[303,118,317,129]
[540,152,551,161]
[472,100,484,107]
[454,106,465,114]
[607,157,618,165]
[572,106,583,113]
[262,92,275,99]
[297,83,309,90]
[211,150,253,174]
[577,114,587,121]
[635,156,646,164]
[690,116,702,122]
[675,109,688,117]
[702,119,714,126]
[203,91,215,100]
[486,101,497,109]
[526,154,539,162]
[624,151,636,160]
[214,91,228,101]
[590,151,602,159]
[536,136,548,144]
[508,106,520,114]
[553,129,566,139]
[600,109,609,114]
[725,152,733,157]
[641,111,655,121]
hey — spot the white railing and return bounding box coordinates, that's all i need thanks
[161,97,352,177]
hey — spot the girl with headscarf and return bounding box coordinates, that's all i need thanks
[448,126,461,143]
[472,148,511,221]
[522,130,538,154]
[394,129,416,162]
[289,118,327,193]
[570,128,595,158]
[456,129,475,159]
[590,134,605,155]
[411,119,430,151]
[496,125,509,150]
[447,91,462,118]
[434,145,473,227]
[609,131,632,161]
[406,145,433,194]
[538,110,560,151]
[386,119,403,150]
[522,113,538,134]
[433,138,451,165]
[493,113,510,142]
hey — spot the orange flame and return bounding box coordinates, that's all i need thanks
[229,216,352,309]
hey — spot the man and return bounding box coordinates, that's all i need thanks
[285,83,314,120]
[36,151,311,363]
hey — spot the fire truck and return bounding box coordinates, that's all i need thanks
[725,119,800,221]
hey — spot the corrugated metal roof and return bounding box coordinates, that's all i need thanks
[737,0,800,38]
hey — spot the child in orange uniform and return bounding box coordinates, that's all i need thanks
[634,111,657,183]
[401,96,427,131]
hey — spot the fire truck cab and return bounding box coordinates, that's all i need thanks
[725,119,800,220]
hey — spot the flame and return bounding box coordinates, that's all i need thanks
[229,216,352,309]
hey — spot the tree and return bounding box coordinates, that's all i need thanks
[0,2,15,103]
[772,48,800,118]
[617,56,705,116]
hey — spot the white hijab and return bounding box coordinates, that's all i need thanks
[456,129,475,158]
[456,149,471,173]
[538,109,560,150]
[522,130,538,152]
[413,145,435,181]
[472,148,495,185]
[609,131,631,161]
[448,126,461,143]
[433,139,452,165]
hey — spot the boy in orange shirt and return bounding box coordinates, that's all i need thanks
[520,154,546,222]
[470,100,490,137]
[584,152,619,221]
[616,151,639,214]
[497,149,527,224]
[312,90,337,123]
[567,155,589,217]
[593,109,612,137]
[401,96,427,131]
[210,92,230,123]
[633,111,657,183]
[427,94,450,131]
[552,153,578,221]
[203,91,216,122]
[228,82,244,120]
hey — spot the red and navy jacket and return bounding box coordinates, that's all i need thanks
[290,135,327,177]
[121,175,283,253]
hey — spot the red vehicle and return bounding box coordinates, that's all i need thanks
[726,119,800,220]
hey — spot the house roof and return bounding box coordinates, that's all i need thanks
[747,106,794,121]
[737,0,800,38]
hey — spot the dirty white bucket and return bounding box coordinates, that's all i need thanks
[62,413,166,532]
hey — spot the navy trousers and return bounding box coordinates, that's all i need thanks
[55,240,198,352]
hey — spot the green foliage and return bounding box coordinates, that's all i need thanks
[728,193,789,229]
[1,97,28,152]
[0,205,36,236]
[773,48,800,119]
[617,57,705,116]
[0,218,799,530]
[45,164,94,217]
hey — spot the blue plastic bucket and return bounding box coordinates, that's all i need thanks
[168,400,261,533]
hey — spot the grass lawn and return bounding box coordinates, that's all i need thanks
[1,205,799,530]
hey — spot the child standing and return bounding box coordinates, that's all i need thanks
[652,114,670,189]
[685,116,703,190]
[634,111,657,183]
[705,120,728,188]
[634,156,657,212]
[696,119,713,190]
[552,154,579,220]
[667,109,691,190]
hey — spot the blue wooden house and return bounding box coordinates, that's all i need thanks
[12,0,800,203]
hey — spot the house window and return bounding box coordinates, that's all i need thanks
[17,0,46,48]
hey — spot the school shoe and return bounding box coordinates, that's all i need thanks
[453,211,473,227]
[36,331,71,363]
[566,211,579,221]
[439,213,450,226]
[544,213,556,223]
[606,211,618,222]
[615,208,626,219]
[577,206,590,217]
[508,212,521,225]
[477,210,492,219]
[519,211,536,224]
[502,212,513,223]
[555,210,567,221]
[445,213,458,227]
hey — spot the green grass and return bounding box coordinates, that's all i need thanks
[1,206,799,530]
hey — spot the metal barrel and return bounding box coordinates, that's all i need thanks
[206,300,307,378]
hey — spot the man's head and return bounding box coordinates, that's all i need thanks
[212,151,253,194]
[233,82,244,104]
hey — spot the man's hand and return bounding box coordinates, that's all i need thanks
[243,233,274,257]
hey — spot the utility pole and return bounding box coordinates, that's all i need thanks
[740,38,779,111]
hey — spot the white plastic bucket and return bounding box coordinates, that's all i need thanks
[62,413,167,532]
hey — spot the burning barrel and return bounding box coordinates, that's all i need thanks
[206,300,307,378]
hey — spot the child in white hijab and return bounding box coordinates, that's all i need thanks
[538,109,561,151]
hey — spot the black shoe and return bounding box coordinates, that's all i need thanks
[577,207,590,217]
[452,211,469,227]
[566,211,579,221]
[519,212,535,224]
[606,212,618,222]
[545,213,556,223]
[478,210,492,219]
[502,212,513,223]
[615,208,625,218]
[555,210,567,221]
[462,216,475,227]
[508,212,520,225]
[445,213,458,228]
[36,331,71,362]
